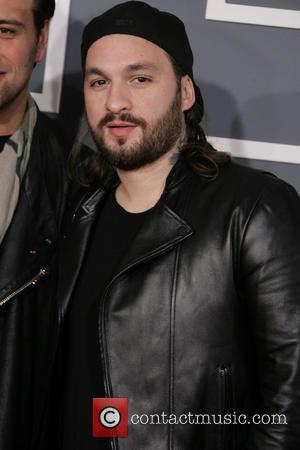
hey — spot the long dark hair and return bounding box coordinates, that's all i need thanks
[33,0,56,35]
[69,57,230,189]
[170,56,231,181]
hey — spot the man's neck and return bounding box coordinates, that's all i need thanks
[115,147,179,213]
[0,90,28,136]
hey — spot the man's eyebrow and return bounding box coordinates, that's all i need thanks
[85,67,105,77]
[85,63,158,77]
[0,19,25,28]
[126,63,158,72]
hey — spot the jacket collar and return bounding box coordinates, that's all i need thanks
[112,201,193,279]
[77,156,190,211]
[57,159,194,320]
[165,157,190,193]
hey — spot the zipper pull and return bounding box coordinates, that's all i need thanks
[0,267,50,307]
[219,366,230,376]
[32,267,50,284]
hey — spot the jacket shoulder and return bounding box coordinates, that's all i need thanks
[31,110,69,225]
[212,163,300,246]
[214,161,299,203]
[186,161,299,231]
[34,111,69,162]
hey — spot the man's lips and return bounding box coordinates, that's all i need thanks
[0,66,9,75]
[106,121,138,137]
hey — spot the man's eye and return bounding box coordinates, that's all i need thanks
[134,76,151,83]
[90,79,106,87]
[0,28,15,35]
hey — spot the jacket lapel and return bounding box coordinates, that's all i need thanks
[0,126,58,301]
[56,189,107,321]
[57,193,193,324]
[114,201,193,278]
[57,160,196,320]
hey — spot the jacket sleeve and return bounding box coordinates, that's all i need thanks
[240,178,300,450]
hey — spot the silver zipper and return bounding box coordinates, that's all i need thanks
[0,267,49,307]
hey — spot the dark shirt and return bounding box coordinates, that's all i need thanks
[0,135,11,152]
[61,190,153,449]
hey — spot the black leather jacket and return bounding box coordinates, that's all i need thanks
[55,160,300,450]
[0,111,68,450]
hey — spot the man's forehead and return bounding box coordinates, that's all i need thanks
[86,34,172,67]
[0,0,34,20]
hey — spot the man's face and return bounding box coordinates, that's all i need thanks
[84,34,187,170]
[0,0,47,111]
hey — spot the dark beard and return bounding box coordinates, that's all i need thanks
[89,88,183,171]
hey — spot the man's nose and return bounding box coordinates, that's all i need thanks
[105,83,132,114]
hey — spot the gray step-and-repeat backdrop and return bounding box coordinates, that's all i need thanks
[30,0,300,191]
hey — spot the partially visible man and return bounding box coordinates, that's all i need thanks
[0,1,67,449]
[53,2,299,450]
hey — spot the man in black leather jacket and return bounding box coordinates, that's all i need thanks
[53,2,300,449]
[0,1,67,449]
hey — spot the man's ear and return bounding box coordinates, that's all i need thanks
[35,20,50,63]
[181,75,196,112]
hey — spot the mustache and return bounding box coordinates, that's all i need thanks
[98,113,147,128]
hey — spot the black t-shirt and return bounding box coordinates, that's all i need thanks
[0,135,11,152]
[60,190,154,450]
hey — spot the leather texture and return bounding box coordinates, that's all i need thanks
[0,111,68,450]
[54,160,300,450]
